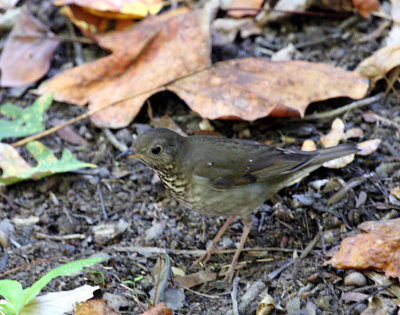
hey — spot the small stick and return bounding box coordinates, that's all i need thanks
[97,179,108,220]
[36,232,86,240]
[11,85,163,148]
[0,256,59,278]
[231,277,240,315]
[298,94,383,121]
[15,34,94,44]
[103,129,128,152]
[152,255,163,307]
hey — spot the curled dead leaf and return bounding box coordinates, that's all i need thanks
[356,42,400,86]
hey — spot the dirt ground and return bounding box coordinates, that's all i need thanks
[1,1,400,315]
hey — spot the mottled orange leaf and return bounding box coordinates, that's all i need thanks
[74,299,118,315]
[352,0,380,18]
[326,218,400,280]
[168,59,369,121]
[55,0,163,19]
[0,7,60,87]
[227,0,264,18]
[37,8,210,128]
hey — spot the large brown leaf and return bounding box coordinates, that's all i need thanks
[168,58,369,120]
[37,8,211,128]
[0,6,60,87]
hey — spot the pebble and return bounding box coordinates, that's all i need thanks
[344,272,367,287]
[145,220,167,241]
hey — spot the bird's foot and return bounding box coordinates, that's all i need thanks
[222,264,236,283]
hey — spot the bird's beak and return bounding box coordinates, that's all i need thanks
[116,149,145,160]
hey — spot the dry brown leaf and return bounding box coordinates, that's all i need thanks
[37,8,210,128]
[50,119,88,145]
[0,6,60,87]
[169,59,368,121]
[226,0,264,18]
[55,0,163,19]
[357,138,381,156]
[352,0,380,18]
[74,299,118,315]
[174,270,216,288]
[362,111,400,131]
[356,42,400,86]
[150,115,186,137]
[326,218,400,280]
[140,303,173,315]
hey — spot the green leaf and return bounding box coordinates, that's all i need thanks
[0,141,97,186]
[0,93,53,141]
[0,280,24,315]
[23,256,107,308]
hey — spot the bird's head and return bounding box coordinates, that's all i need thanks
[118,128,182,170]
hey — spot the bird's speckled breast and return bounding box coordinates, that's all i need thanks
[154,164,192,208]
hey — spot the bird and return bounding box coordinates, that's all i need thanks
[118,128,358,282]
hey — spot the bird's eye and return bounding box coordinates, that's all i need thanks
[151,145,162,155]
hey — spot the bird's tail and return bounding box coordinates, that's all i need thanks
[311,143,359,165]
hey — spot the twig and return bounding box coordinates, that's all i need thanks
[103,129,128,152]
[327,173,373,206]
[12,64,215,148]
[66,20,85,65]
[11,85,163,147]
[113,245,300,256]
[0,192,18,210]
[267,231,321,280]
[0,191,30,209]
[97,179,108,220]
[35,232,86,240]
[15,33,94,44]
[231,277,240,315]
[0,256,59,278]
[296,94,383,121]
[152,254,163,307]
[120,283,146,312]
[179,285,218,299]
[225,7,350,18]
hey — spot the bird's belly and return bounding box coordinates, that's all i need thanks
[180,175,271,217]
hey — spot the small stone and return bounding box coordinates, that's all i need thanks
[344,272,367,287]
[145,220,167,241]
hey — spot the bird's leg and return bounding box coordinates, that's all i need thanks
[193,215,236,266]
[224,217,252,283]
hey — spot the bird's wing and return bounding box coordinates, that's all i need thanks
[188,137,318,189]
